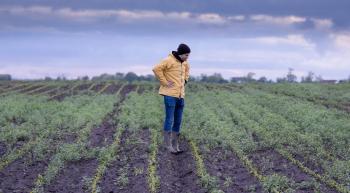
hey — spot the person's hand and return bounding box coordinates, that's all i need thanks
[166,81,175,88]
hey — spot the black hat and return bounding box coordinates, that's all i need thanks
[177,43,191,55]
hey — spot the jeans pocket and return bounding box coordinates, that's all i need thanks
[164,96,176,107]
[179,98,185,106]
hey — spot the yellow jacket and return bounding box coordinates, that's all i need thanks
[152,53,190,98]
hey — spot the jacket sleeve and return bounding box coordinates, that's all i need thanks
[152,60,169,86]
[185,62,190,82]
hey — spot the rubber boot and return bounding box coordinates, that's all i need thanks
[171,131,184,154]
[163,131,177,153]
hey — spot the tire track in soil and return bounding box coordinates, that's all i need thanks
[157,138,207,193]
[200,145,264,193]
[88,84,137,148]
[100,128,150,193]
[248,148,338,193]
[43,84,137,192]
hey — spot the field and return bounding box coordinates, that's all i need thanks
[0,80,349,193]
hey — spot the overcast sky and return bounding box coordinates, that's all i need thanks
[0,0,349,80]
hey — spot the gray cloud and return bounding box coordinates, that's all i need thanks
[0,0,349,29]
[0,1,349,80]
[0,5,338,40]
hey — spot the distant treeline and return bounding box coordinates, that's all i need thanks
[1,68,350,83]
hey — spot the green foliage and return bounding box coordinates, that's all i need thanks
[262,174,294,193]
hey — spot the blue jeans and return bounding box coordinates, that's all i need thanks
[163,95,185,133]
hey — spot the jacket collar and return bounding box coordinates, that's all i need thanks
[171,51,184,63]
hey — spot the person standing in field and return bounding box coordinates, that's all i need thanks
[152,43,191,154]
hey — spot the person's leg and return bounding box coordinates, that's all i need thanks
[172,98,184,133]
[172,98,185,153]
[163,95,177,153]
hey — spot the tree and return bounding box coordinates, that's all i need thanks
[258,76,268,83]
[44,76,53,81]
[286,68,297,83]
[139,74,155,81]
[246,72,255,81]
[315,75,323,82]
[276,77,287,83]
[115,72,124,80]
[56,75,67,81]
[189,76,197,82]
[81,76,89,81]
[301,71,314,83]
[99,73,115,80]
[124,72,139,83]
[200,73,227,83]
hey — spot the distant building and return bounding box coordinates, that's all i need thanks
[0,74,12,81]
[338,80,349,84]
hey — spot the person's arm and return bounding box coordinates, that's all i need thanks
[184,62,190,85]
[152,60,169,86]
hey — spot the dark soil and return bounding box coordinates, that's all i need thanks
[0,84,13,93]
[75,83,93,91]
[91,84,105,92]
[44,159,99,193]
[47,84,71,97]
[72,83,93,94]
[30,86,56,95]
[102,83,123,94]
[19,85,43,93]
[9,139,29,153]
[88,84,137,148]
[46,88,60,96]
[157,137,207,193]
[0,142,6,158]
[249,147,338,193]
[6,84,29,92]
[88,119,116,148]
[201,145,264,193]
[290,151,324,175]
[339,102,350,113]
[137,85,146,94]
[0,84,12,90]
[0,154,49,193]
[100,128,151,193]
[119,84,137,100]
